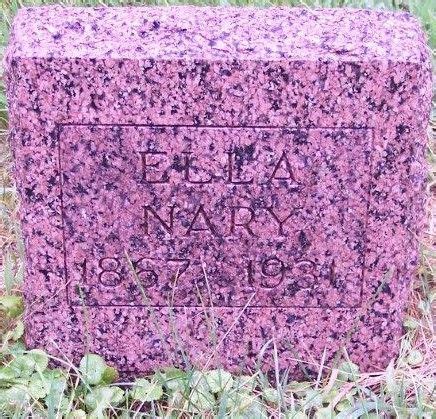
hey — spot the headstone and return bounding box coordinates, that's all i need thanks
[5,6,432,376]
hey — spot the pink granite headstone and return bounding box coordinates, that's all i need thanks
[5,6,432,376]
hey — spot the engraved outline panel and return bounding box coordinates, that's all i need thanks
[57,124,374,309]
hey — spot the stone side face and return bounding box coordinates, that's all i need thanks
[5,6,432,376]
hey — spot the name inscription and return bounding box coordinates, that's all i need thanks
[59,125,372,308]
[140,147,300,237]
[139,149,299,185]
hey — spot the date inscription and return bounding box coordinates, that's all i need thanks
[82,255,326,289]
[73,252,338,307]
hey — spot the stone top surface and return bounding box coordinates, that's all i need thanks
[6,6,429,63]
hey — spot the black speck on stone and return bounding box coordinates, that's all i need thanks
[298,230,311,250]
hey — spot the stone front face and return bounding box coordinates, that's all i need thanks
[5,6,432,376]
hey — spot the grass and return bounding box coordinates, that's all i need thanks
[0,0,435,417]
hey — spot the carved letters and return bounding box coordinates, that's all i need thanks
[80,254,326,293]
[139,146,301,238]
[138,149,299,185]
[142,204,300,237]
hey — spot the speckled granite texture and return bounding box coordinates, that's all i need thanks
[5,6,432,377]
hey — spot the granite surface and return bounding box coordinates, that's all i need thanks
[5,6,432,377]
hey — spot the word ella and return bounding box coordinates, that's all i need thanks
[139,149,301,185]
